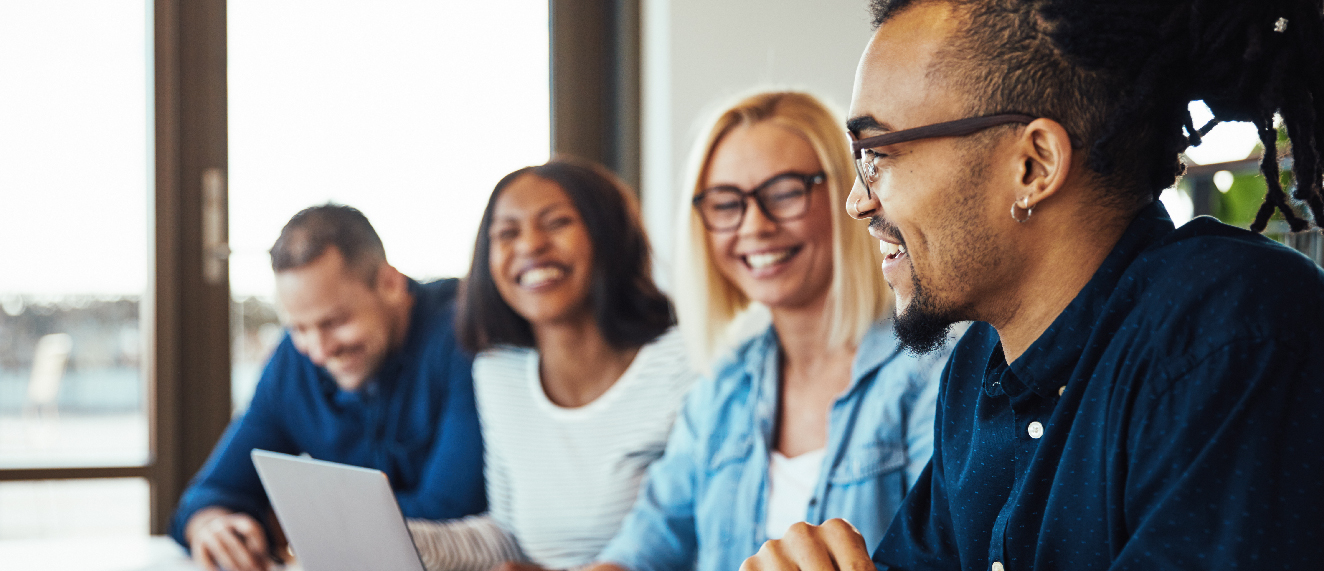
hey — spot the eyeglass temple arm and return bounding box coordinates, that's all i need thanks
[850,113,1038,155]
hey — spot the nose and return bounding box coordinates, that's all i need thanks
[514,224,550,255]
[846,177,880,220]
[736,195,778,236]
[302,329,331,366]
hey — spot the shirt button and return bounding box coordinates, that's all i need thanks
[1058,385,1066,396]
[992,562,1005,571]
[1028,421,1044,439]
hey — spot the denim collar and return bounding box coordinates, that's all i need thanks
[741,318,904,412]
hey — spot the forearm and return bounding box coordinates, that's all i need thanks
[408,515,524,571]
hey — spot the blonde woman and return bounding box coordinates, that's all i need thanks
[590,91,954,571]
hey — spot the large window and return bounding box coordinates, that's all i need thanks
[0,0,553,544]
[0,1,152,539]
[227,0,551,410]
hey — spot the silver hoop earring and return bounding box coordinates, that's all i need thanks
[1011,197,1033,223]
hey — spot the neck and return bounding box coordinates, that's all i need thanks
[769,293,856,383]
[533,315,639,408]
[388,290,416,353]
[988,200,1135,363]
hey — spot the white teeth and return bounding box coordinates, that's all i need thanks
[880,241,906,258]
[518,266,565,288]
[746,250,792,269]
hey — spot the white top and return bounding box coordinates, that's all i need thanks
[408,328,697,571]
[481,327,696,568]
[763,448,827,540]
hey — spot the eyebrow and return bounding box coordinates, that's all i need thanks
[846,115,893,135]
[492,201,573,224]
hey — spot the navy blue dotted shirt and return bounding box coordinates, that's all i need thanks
[874,203,1324,570]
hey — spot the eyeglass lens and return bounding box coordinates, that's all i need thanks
[697,176,813,231]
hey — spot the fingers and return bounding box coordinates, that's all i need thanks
[190,512,271,571]
[741,519,873,571]
[815,520,874,571]
[191,541,219,571]
[231,514,270,561]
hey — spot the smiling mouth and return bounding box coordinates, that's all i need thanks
[517,265,568,288]
[880,241,908,260]
[743,247,800,270]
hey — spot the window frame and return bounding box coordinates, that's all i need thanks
[0,0,638,536]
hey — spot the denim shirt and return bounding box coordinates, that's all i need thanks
[598,319,952,571]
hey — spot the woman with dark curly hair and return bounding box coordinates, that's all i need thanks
[407,158,697,571]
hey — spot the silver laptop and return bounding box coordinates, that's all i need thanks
[251,449,425,571]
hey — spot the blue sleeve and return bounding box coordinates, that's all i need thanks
[597,385,705,571]
[1108,338,1324,569]
[168,339,302,549]
[873,357,962,571]
[394,338,486,519]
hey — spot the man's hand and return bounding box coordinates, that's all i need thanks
[741,519,875,571]
[185,507,274,571]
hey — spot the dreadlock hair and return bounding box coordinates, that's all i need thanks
[869,0,1324,231]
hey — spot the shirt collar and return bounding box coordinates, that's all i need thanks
[743,318,903,400]
[1008,201,1176,398]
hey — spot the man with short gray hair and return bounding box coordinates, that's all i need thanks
[170,204,485,571]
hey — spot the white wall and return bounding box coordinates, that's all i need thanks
[641,0,876,287]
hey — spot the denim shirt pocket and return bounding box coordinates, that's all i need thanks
[828,441,907,484]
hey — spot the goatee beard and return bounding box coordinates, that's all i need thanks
[894,271,953,355]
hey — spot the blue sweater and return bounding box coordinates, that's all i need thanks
[169,278,485,548]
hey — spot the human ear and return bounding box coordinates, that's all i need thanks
[1012,118,1073,210]
[374,263,407,300]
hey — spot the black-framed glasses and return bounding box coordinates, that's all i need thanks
[692,171,826,232]
[851,113,1038,198]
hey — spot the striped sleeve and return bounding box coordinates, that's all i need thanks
[407,515,525,571]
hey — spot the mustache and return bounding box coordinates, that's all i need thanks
[868,215,904,244]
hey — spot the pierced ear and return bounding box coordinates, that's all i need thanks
[1015,118,1073,208]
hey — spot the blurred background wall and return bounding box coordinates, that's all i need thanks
[641,0,875,285]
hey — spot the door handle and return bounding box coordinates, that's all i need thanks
[202,167,230,285]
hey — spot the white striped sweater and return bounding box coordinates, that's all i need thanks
[409,328,697,571]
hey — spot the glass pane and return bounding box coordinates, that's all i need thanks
[0,478,149,540]
[0,2,151,468]
[228,0,551,411]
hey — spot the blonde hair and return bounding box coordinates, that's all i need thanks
[673,90,892,368]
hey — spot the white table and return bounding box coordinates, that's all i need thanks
[0,535,302,571]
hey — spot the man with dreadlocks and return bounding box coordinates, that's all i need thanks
[742,0,1324,570]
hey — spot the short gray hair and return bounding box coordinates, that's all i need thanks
[269,203,386,282]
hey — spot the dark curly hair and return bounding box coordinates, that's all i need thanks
[870,0,1324,231]
[457,157,675,353]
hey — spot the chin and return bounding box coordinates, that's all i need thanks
[334,374,370,392]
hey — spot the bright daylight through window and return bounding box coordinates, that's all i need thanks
[0,0,549,548]
[227,0,550,411]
